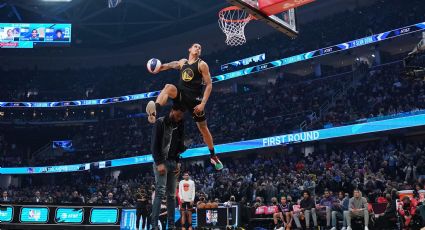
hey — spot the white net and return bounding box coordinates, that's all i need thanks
[218,6,253,46]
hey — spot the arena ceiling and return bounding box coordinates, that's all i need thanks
[0,0,376,48]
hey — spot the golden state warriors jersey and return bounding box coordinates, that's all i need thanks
[179,59,203,93]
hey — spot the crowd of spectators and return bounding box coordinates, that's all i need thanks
[1,57,425,167]
[2,138,425,228]
[316,63,425,129]
[3,139,425,203]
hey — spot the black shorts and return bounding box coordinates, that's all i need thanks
[180,202,193,211]
[174,87,206,123]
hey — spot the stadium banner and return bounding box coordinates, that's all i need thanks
[1,113,425,174]
[0,22,424,108]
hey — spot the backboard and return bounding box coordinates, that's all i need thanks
[226,0,298,38]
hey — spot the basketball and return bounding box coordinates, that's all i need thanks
[147,58,161,74]
[205,202,212,209]
[197,203,206,209]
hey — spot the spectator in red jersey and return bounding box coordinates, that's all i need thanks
[296,161,305,172]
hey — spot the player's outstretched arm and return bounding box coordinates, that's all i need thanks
[194,61,212,114]
[200,61,212,105]
[158,59,187,72]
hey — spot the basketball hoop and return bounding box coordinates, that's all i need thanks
[218,6,253,46]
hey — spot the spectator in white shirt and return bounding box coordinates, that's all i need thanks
[178,172,195,230]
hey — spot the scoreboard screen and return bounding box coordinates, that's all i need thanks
[0,23,71,48]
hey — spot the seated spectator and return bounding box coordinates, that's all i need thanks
[1,191,13,203]
[273,196,293,229]
[293,190,317,229]
[105,192,117,204]
[69,190,84,203]
[96,192,104,204]
[344,189,369,230]
[32,191,44,203]
[331,191,349,230]
[317,189,334,228]
[253,197,265,209]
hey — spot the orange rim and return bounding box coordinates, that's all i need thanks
[219,6,254,23]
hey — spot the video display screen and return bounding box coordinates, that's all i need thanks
[0,23,71,48]
[0,206,13,222]
[55,208,84,223]
[90,208,118,224]
[20,207,49,223]
[52,140,73,151]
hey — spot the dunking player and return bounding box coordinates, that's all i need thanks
[146,43,223,170]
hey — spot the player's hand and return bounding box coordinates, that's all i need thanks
[156,163,166,175]
[194,103,205,114]
[190,201,194,206]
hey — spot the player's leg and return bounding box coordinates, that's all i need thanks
[180,205,186,230]
[280,212,286,226]
[135,208,142,230]
[285,212,292,229]
[273,212,280,225]
[195,120,223,170]
[187,208,193,230]
[146,84,178,123]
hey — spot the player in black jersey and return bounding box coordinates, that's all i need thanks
[146,43,223,170]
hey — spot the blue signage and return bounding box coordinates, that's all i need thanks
[120,209,137,230]
[55,208,84,224]
[90,208,118,224]
[1,113,425,175]
[0,22,424,108]
[20,207,49,223]
[0,206,13,222]
[120,209,197,230]
[221,53,266,71]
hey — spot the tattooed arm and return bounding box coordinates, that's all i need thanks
[157,58,186,72]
